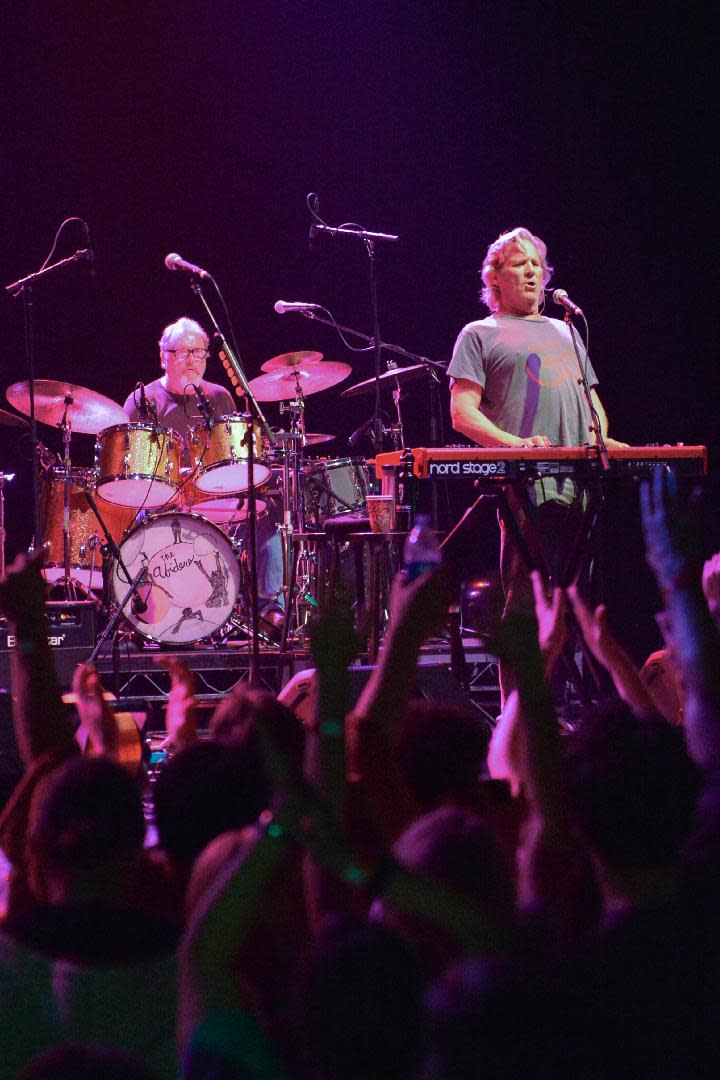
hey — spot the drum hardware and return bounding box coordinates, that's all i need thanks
[178,278,276,686]
[0,472,15,578]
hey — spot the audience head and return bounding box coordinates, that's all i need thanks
[374,805,515,972]
[299,915,425,1080]
[153,740,271,873]
[396,701,490,808]
[28,757,145,900]
[567,704,700,871]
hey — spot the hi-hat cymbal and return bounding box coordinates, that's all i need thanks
[261,350,323,373]
[340,363,428,398]
[304,432,334,445]
[248,361,351,402]
[6,379,129,435]
[0,406,29,429]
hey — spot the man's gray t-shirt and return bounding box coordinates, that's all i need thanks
[122,378,237,441]
[448,314,597,446]
[448,314,598,504]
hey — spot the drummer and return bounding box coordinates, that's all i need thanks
[123,316,283,611]
[122,316,235,434]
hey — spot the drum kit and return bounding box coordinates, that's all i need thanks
[0,347,407,648]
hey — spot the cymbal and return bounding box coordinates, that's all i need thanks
[0,406,28,429]
[261,350,323,373]
[340,363,428,398]
[248,361,351,402]
[6,379,129,435]
[304,432,334,445]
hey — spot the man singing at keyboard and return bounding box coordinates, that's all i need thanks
[448,226,627,699]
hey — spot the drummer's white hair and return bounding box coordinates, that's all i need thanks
[159,316,209,352]
[480,227,553,312]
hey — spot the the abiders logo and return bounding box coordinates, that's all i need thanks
[428,460,506,477]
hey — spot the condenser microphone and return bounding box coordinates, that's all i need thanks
[164,252,212,280]
[551,289,584,317]
[273,300,322,314]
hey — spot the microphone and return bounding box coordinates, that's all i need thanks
[164,253,212,280]
[81,222,96,279]
[348,417,379,448]
[274,300,322,314]
[193,383,213,427]
[551,289,584,317]
[137,381,149,420]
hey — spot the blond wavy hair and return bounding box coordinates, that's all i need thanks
[480,227,553,312]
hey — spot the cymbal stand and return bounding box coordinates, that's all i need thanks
[52,395,88,601]
[0,472,15,578]
[276,396,309,646]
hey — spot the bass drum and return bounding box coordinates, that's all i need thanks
[111,512,241,644]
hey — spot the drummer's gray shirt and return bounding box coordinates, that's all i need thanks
[447,314,599,504]
[122,378,237,441]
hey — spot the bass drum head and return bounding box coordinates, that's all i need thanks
[111,512,241,644]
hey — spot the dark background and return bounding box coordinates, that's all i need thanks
[2,1,716,657]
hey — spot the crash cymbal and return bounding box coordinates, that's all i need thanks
[340,363,428,398]
[261,350,323,373]
[248,361,351,402]
[6,380,129,435]
[0,406,28,429]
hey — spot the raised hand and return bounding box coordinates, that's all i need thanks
[702,553,720,627]
[0,547,48,630]
[531,569,566,671]
[158,657,197,751]
[640,466,702,595]
[72,661,119,758]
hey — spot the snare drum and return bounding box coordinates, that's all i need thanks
[302,457,370,529]
[111,512,241,644]
[40,468,136,589]
[187,416,271,494]
[95,423,182,508]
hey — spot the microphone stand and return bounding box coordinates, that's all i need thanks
[565,312,609,470]
[4,247,94,552]
[189,278,276,685]
[286,306,445,458]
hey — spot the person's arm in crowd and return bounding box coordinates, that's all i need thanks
[72,662,120,758]
[702,552,720,630]
[450,379,551,447]
[0,548,76,766]
[641,467,720,769]
[494,604,594,941]
[488,573,566,795]
[347,567,450,843]
[158,658,197,753]
[566,583,658,718]
[302,601,361,930]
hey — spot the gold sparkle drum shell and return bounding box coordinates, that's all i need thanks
[95,423,182,508]
[40,467,137,589]
[188,416,271,494]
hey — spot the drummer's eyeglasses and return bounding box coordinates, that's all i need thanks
[165,347,208,361]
